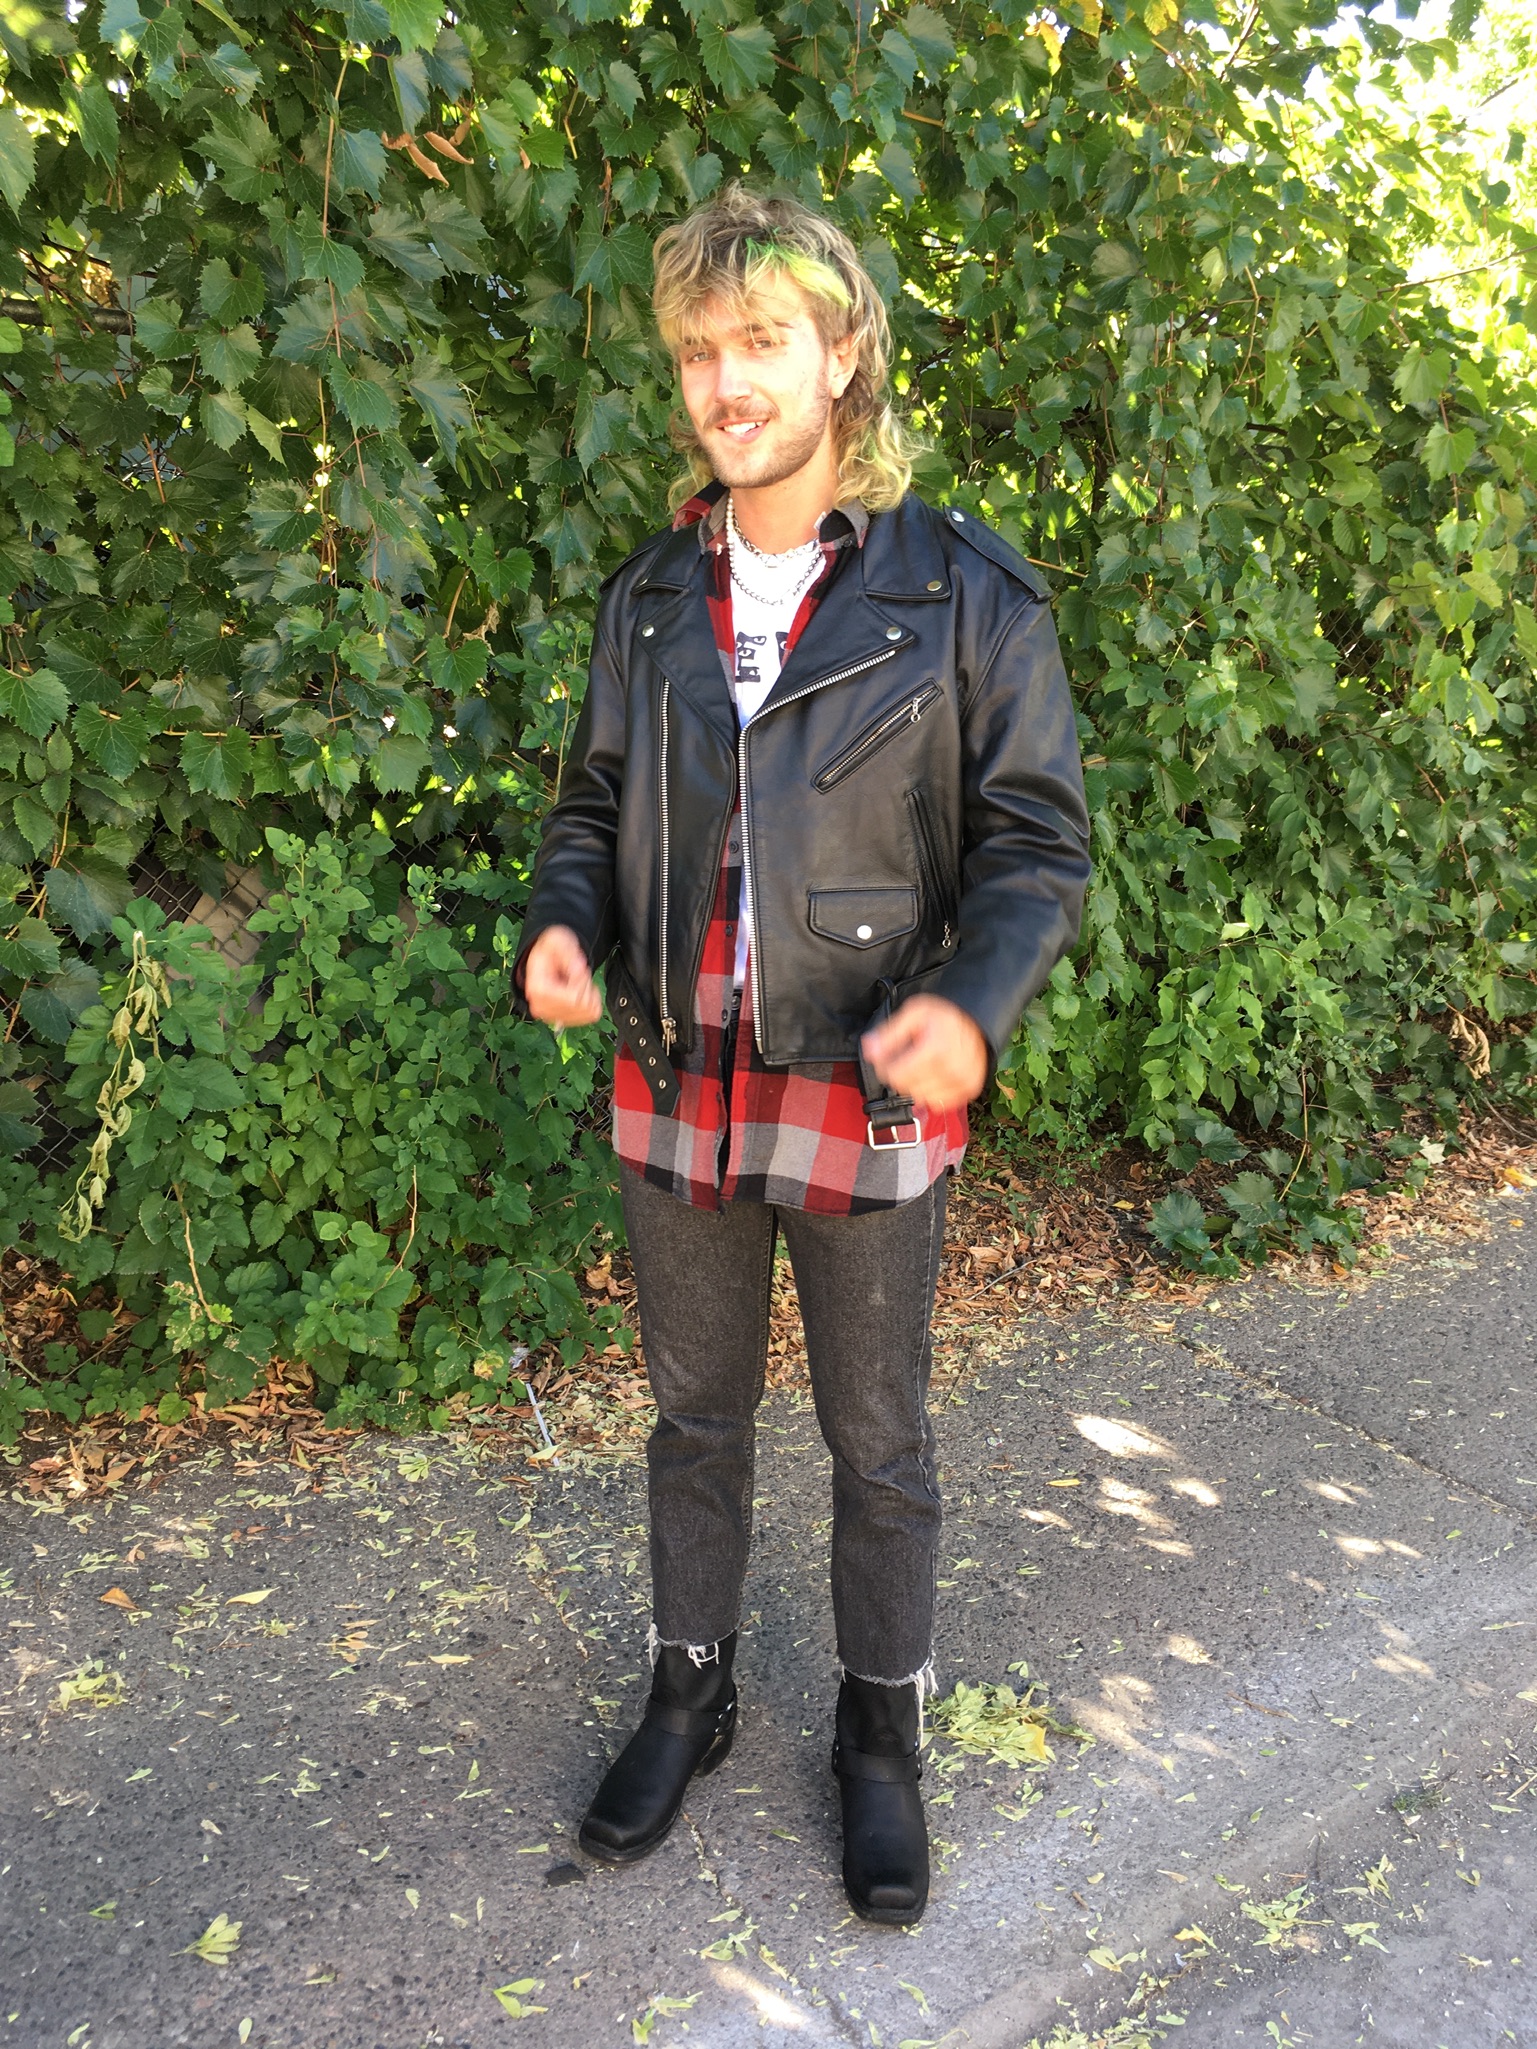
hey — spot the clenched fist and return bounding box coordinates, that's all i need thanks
[860,995,988,1115]
[523,925,602,1030]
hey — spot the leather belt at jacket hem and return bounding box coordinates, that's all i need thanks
[858,975,919,1143]
[607,958,681,1116]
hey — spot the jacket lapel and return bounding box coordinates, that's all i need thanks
[754,552,909,718]
[634,525,739,753]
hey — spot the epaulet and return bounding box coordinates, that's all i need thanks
[941,507,1050,600]
[598,522,676,594]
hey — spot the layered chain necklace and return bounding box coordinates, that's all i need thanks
[724,491,823,610]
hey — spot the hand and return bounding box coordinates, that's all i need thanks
[861,995,988,1116]
[523,925,602,1029]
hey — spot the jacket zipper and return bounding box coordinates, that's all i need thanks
[812,682,942,792]
[658,677,676,1051]
[908,786,955,951]
[740,642,901,1052]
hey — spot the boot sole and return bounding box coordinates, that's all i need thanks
[578,1716,736,1865]
[846,1890,928,1927]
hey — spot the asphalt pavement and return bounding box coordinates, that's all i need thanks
[2,1183,1534,2049]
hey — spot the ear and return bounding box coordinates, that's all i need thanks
[829,327,859,400]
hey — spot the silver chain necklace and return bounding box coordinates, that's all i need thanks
[725,493,822,610]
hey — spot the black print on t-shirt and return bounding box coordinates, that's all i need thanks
[734,627,793,683]
[735,630,766,683]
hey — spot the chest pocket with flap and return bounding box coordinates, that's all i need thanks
[807,887,919,949]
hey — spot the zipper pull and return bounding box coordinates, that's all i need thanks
[661,1015,677,1053]
[942,922,953,949]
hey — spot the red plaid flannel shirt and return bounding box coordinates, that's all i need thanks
[612,488,968,1214]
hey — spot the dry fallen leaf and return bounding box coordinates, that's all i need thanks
[100,1587,139,1610]
[428,1654,473,1666]
[225,1589,275,1606]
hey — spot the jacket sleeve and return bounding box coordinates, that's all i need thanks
[510,598,627,1007]
[926,593,1091,1064]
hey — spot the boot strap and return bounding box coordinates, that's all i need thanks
[833,1741,922,1785]
[643,1697,733,1740]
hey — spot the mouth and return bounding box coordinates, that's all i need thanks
[713,418,770,442]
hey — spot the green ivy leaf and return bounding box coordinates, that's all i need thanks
[368,205,446,283]
[1423,420,1476,480]
[696,18,777,96]
[327,361,400,433]
[573,381,630,469]
[382,0,440,55]
[75,700,152,779]
[0,103,37,214]
[368,730,432,793]
[903,3,956,75]
[1149,1190,1210,1253]
[1393,345,1452,405]
[44,853,133,940]
[199,323,263,389]
[0,666,68,738]
[200,389,248,449]
[18,957,99,1044]
[605,61,644,120]
[198,257,264,324]
[0,918,62,981]
[333,127,388,197]
[573,220,655,301]
[69,76,120,167]
[426,638,489,692]
[180,728,253,799]
[406,360,472,458]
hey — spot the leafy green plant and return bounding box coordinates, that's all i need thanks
[3,828,623,1431]
[0,0,1532,1423]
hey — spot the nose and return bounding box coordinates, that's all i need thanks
[713,348,753,405]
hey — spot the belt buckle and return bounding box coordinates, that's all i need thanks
[867,1114,924,1151]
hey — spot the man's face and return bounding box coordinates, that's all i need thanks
[676,277,856,493]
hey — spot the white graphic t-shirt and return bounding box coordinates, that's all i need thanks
[727,548,815,986]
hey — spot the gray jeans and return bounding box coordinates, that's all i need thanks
[619,1162,947,1684]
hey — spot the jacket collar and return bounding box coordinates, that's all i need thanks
[632,490,950,745]
[634,487,949,600]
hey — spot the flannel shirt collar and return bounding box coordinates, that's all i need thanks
[673,479,869,553]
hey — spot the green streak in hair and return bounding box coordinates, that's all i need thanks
[741,236,853,311]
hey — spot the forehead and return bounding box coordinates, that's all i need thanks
[680,277,820,348]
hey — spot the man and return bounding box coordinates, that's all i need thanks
[515,185,1089,1925]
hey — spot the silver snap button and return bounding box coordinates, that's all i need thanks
[640,623,655,637]
[950,509,964,523]
[856,923,873,940]
[927,579,943,591]
[885,626,901,641]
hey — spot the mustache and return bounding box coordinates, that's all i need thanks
[705,404,779,429]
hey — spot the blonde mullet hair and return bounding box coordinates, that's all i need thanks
[652,184,923,513]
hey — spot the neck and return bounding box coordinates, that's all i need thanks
[725,440,840,553]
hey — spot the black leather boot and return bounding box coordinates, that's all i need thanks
[579,1633,737,1864]
[833,1672,928,1925]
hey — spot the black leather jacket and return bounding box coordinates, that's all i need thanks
[516,488,1090,1080]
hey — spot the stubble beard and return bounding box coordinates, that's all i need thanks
[702,364,835,491]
